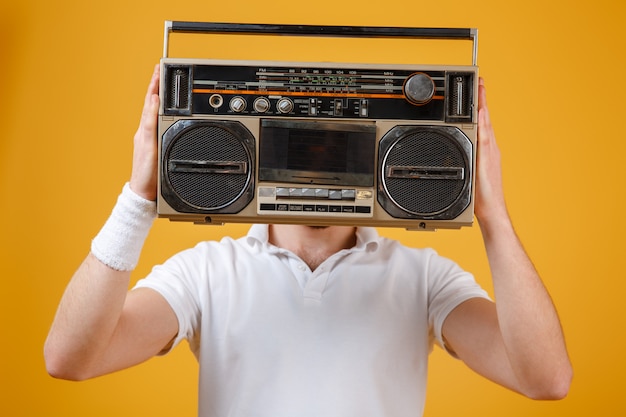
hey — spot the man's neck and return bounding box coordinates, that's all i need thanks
[268,225,357,271]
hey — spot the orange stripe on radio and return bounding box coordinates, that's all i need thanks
[193,88,445,101]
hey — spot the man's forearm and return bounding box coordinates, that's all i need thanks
[44,253,131,380]
[480,215,573,399]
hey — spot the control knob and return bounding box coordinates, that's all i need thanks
[230,96,247,113]
[403,73,435,105]
[277,98,294,114]
[253,97,271,113]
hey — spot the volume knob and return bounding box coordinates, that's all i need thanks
[230,96,247,113]
[403,73,435,105]
[253,97,271,113]
[277,98,294,114]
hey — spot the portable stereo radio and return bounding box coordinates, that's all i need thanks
[157,21,479,230]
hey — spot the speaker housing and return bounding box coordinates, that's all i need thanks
[158,116,476,231]
[160,119,255,214]
[377,125,473,221]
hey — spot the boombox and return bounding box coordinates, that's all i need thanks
[158,21,479,230]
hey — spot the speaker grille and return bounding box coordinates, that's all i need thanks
[379,126,472,218]
[162,121,254,212]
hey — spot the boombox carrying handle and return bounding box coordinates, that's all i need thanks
[163,21,478,66]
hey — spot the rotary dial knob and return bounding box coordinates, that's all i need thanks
[403,73,435,105]
[277,98,294,114]
[253,97,271,113]
[229,96,247,113]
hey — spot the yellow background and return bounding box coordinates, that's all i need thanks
[1,0,624,415]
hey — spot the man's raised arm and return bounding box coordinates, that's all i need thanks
[44,65,178,380]
[442,78,573,400]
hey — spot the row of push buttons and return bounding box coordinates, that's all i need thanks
[260,203,371,214]
[276,187,356,200]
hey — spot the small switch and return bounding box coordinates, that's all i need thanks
[359,99,369,117]
[309,98,318,116]
[334,99,344,116]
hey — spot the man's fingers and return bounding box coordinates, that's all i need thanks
[146,64,160,101]
[141,94,159,135]
[138,65,160,135]
[478,78,491,128]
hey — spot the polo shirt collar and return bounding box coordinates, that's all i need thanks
[245,224,380,252]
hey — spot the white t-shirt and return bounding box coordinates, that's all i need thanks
[134,225,489,417]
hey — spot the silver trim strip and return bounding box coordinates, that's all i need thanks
[386,165,464,180]
[169,160,248,175]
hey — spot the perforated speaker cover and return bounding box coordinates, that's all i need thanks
[160,120,255,213]
[378,125,472,219]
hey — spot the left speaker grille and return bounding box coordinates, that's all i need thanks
[165,123,252,211]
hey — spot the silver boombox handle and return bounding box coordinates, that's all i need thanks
[162,21,478,66]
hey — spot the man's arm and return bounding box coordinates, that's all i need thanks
[44,65,178,380]
[441,78,573,399]
[44,255,178,380]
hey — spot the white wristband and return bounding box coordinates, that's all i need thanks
[91,183,157,271]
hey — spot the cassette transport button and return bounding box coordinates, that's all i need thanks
[328,189,342,200]
[315,188,329,199]
[341,189,356,200]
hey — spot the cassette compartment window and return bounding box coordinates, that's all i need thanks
[259,119,376,187]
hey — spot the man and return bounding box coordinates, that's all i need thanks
[44,64,572,416]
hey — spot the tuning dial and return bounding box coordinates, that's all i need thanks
[277,98,294,114]
[229,96,247,113]
[403,73,435,105]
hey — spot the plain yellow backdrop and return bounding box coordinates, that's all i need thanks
[1,0,624,415]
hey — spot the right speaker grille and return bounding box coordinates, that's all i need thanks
[378,125,473,219]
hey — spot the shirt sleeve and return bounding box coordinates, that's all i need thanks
[133,245,207,355]
[424,248,491,355]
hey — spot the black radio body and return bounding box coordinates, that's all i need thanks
[157,22,478,231]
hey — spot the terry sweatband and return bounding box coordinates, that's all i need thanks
[91,182,157,271]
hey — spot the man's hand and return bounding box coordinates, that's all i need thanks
[474,78,508,227]
[129,64,160,201]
